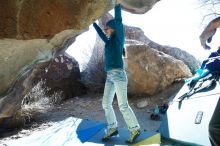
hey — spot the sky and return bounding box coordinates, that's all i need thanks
[66,0,220,71]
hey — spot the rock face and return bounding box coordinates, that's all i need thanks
[0,54,84,129]
[151,43,200,74]
[118,0,160,14]
[125,26,200,73]
[0,0,113,39]
[0,0,159,39]
[0,31,80,99]
[32,54,85,99]
[125,44,191,95]
[82,35,106,93]
[81,14,112,93]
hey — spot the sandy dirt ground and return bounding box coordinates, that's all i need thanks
[0,82,183,145]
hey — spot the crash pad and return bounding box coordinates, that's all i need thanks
[4,117,107,146]
[4,117,160,146]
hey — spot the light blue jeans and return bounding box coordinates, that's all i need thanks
[102,69,140,131]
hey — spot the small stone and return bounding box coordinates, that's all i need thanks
[55,58,59,62]
[137,100,148,108]
[67,63,73,70]
[61,57,64,63]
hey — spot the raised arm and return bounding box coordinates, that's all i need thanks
[115,4,122,22]
[113,4,124,46]
[93,22,108,43]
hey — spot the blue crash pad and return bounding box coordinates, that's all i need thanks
[86,127,159,146]
[4,117,160,146]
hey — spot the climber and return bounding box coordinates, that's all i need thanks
[92,2,141,144]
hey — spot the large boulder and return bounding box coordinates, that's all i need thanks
[81,34,106,93]
[125,44,191,95]
[0,32,80,98]
[0,0,114,39]
[29,54,85,99]
[0,0,159,39]
[0,54,84,130]
[81,14,112,93]
[125,26,200,73]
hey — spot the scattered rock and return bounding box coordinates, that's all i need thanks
[137,99,148,108]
